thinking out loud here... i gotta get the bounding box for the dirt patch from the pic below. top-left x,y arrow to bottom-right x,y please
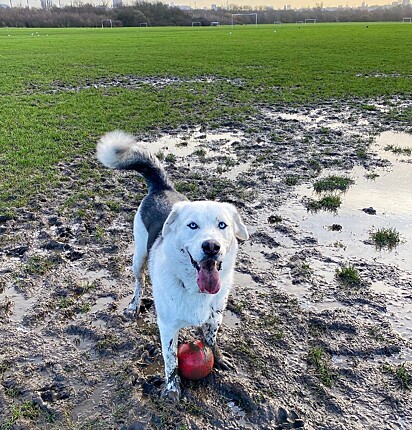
1,96 -> 411,429
26,75 -> 244,95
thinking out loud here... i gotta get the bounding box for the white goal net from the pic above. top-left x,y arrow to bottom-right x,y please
304,19 -> 316,25
231,13 -> 258,29
101,19 -> 112,28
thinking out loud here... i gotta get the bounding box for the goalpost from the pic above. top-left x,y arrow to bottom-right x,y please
210,21 -> 220,26
139,22 -> 148,27
192,21 -> 201,27
101,19 -> 112,28
231,13 -> 258,29
304,18 -> 316,25
402,17 -> 411,23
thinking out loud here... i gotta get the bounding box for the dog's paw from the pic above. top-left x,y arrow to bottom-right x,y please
160,374 -> 181,403
212,346 -> 236,372
161,387 -> 180,403
123,305 -> 140,319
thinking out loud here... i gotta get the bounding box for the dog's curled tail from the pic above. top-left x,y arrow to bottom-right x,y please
97,130 -> 173,194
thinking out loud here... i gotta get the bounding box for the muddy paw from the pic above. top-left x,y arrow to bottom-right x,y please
277,407 -> 304,429
160,373 -> 181,403
212,346 -> 236,371
123,305 -> 140,319
161,386 -> 180,403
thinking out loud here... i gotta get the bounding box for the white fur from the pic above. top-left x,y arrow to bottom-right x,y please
96,130 -> 164,175
96,130 -> 138,169
132,200 -> 248,399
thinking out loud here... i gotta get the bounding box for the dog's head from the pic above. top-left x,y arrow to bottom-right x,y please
162,201 -> 248,295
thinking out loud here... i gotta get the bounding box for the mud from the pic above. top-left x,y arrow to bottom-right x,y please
1,95 -> 411,429
26,75 -> 244,95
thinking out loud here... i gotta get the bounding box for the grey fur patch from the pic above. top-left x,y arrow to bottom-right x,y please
141,189 -> 188,251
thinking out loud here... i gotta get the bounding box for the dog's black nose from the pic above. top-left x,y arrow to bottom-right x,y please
202,240 -> 221,257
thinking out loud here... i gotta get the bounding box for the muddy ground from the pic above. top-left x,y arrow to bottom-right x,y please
1,96 -> 411,430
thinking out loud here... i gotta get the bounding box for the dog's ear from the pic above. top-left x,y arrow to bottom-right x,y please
224,203 -> 249,241
162,202 -> 186,237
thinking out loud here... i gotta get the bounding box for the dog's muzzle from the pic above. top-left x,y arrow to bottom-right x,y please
188,251 -> 222,295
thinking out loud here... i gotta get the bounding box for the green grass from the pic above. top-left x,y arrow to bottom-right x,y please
383,362 -> 411,389
1,402 -> 41,430
336,265 -> 362,287
384,144 -> 412,156
306,195 -> 342,212
313,175 -> 354,193
0,23 -> 412,210
370,227 -> 401,250
307,346 -> 336,388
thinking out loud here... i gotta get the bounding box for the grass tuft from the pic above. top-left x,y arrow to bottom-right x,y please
336,265 -> 362,288
306,195 -> 341,212
307,346 -> 336,388
313,175 -> 354,193
370,227 -> 401,250
383,362 -> 411,390
384,144 -> 412,156
1,402 -> 40,430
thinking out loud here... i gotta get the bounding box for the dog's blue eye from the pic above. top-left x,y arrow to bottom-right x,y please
218,221 -> 227,230
188,222 -> 198,230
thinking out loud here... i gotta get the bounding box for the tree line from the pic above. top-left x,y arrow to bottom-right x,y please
0,2 -> 411,28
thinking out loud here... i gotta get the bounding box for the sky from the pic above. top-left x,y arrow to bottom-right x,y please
9,0 -> 399,11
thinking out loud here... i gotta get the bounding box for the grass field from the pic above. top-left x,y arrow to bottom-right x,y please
0,23 -> 411,211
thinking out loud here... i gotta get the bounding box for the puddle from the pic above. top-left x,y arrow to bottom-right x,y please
224,309 -> 241,328
0,286 -> 36,323
277,271 -> 343,312
91,318 -> 107,329
142,361 -> 163,377
117,128 -> 255,183
67,334 -> 96,352
280,131 -> 412,271
233,271 -> 260,293
241,242 -> 276,271
71,382 -> 113,422
221,161 -> 252,180
277,130 -> 412,340
117,293 -> 133,313
77,268 -> 117,289
372,281 -> 412,339
267,108 -> 363,131
89,296 -> 114,313
145,128 -> 245,161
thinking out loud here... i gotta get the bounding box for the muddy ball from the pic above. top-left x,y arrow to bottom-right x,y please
177,340 -> 214,380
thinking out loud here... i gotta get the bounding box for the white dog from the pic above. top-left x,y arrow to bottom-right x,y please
97,131 -> 248,400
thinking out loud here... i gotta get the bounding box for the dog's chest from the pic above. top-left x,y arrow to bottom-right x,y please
172,291 -> 219,327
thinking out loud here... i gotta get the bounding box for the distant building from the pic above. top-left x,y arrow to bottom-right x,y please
113,0 -> 122,8
40,0 -> 52,9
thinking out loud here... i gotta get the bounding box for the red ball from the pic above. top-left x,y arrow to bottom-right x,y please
177,340 -> 214,380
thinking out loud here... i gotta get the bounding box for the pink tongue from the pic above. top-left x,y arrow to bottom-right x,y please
197,260 -> 221,294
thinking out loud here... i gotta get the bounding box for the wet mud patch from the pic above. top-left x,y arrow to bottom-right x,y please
1,96 -> 412,429
26,75 -> 244,95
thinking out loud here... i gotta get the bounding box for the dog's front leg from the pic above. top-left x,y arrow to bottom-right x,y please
202,308 -> 235,371
158,321 -> 180,402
